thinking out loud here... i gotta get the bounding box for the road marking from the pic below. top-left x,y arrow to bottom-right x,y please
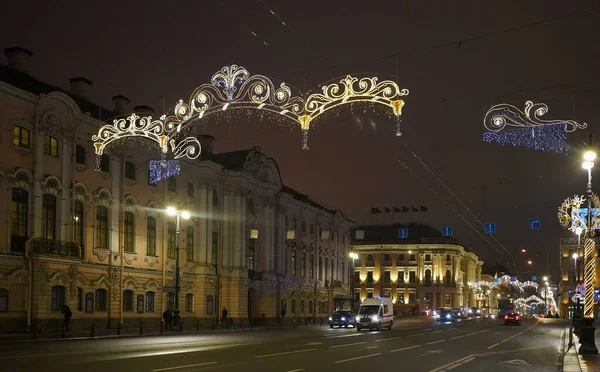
327,333 -> 362,339
501,359 -> 532,366
365,346 -> 378,349
450,335 -> 464,340
425,328 -> 432,331
285,370 -> 304,372
430,330 -> 442,334
420,350 -> 442,356
390,345 -> 421,353
255,348 -> 317,358
334,353 -> 381,364
446,357 -> 475,370
426,339 -> 446,345
478,329 -> 488,333
466,332 -> 477,336
151,362 -> 218,371
428,355 -> 477,372
330,341 -> 367,349
407,332 -> 424,337
445,328 -> 456,331
375,336 -> 403,342
487,342 -> 500,350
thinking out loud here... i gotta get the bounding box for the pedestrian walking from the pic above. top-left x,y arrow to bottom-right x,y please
62,305 -> 72,332
163,309 -> 173,331
221,306 -> 228,326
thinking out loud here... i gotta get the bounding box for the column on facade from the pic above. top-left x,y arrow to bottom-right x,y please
198,185 -> 208,265
276,210 -> 285,275
232,192 -> 242,268
240,194 -> 246,269
32,132 -> 44,237
60,139 -> 73,241
109,157 -> 120,256
223,190 -> 234,269
261,200 -> 271,272
207,187 -> 214,265
454,255 -> 461,285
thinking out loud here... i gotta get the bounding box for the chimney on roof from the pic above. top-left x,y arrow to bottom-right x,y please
253,146 -> 262,153
4,46 -> 33,74
112,95 -> 131,115
134,105 -> 155,116
197,135 -> 214,156
69,77 -> 93,98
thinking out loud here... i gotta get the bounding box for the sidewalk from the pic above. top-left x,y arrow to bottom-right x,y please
560,325 -> 600,371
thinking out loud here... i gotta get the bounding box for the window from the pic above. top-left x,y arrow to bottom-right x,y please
353,271 -> 360,284
123,290 -> 134,311
309,254 -> 314,278
41,194 -> 56,240
446,254 -> 451,262
383,254 -> 391,264
397,254 -> 404,263
398,270 -> 404,283
425,254 -> 431,261
50,285 -> 65,311
167,222 -> 176,259
367,271 -> 374,285
100,154 -> 110,172
187,182 -> 194,198
384,270 -> 391,284
319,257 -> 323,280
367,291 -> 373,299
206,295 -> 214,314
185,294 -> 193,312
409,254 -> 416,261
166,292 -> 175,309
13,126 -> 30,148
397,292 -> 404,304
77,287 -> 83,311
300,300 -> 305,313
310,223 -> 314,235
291,217 -> 297,230
211,231 -> 218,266
85,293 -> 94,313
398,228 -> 408,239
0,289 -> 8,312
291,250 -> 296,276
145,292 -> 155,312
409,271 -> 416,283
146,217 -> 156,255
74,201 -> 84,250
75,144 -> 86,165
212,190 -> 219,207
167,177 -> 177,193
186,226 -> 194,261
291,299 -> 296,314
124,212 -> 135,252
445,269 -> 452,284
137,295 -> 144,313
409,292 -> 416,304
247,238 -> 256,270
301,253 -> 306,277
125,161 -> 136,180
95,289 -> 107,311
11,188 -> 28,253
424,269 -> 432,286
43,136 -> 58,157
95,206 -> 108,248
366,254 -> 373,265
301,221 -> 306,233
444,293 -> 451,306
309,300 -> 313,314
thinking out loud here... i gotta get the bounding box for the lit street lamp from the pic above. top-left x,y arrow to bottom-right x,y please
349,252 -> 358,310
166,206 -> 191,327
527,260 -> 533,265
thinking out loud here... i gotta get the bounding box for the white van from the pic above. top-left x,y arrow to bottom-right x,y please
355,297 -> 394,331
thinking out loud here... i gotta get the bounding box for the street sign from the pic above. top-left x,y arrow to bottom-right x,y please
529,218 -> 541,229
398,228 -> 408,239
442,226 -> 453,236
485,222 -> 496,233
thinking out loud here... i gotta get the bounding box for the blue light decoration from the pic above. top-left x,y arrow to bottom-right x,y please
482,125 -> 569,154
397,228 -> 408,239
149,159 -> 181,185
442,226 -> 453,237
529,218 -> 541,230
532,276 -> 538,282
485,222 -> 496,233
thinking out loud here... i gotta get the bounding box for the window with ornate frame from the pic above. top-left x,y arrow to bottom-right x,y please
123,290 -> 134,311
95,289 -> 107,311
11,188 -> 28,253
185,294 -> 193,312
41,194 -> 56,240
13,126 -> 30,148
145,292 -> 155,312
74,200 -> 84,250
186,226 -> 194,261
123,211 -> 135,252
206,295 -> 214,315
146,217 -> 156,256
50,285 -> 65,311
95,206 -> 108,249
43,135 -> 59,157
167,222 -> 176,259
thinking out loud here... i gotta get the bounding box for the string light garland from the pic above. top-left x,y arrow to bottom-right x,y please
483,100 -> 587,132
557,194 -> 600,233
482,125 -> 570,154
148,160 -> 181,185
92,64 -> 409,160
474,275 -> 539,291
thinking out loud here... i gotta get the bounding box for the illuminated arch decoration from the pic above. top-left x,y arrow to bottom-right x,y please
92,64 -> 409,162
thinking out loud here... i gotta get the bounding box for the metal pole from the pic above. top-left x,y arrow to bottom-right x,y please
174,214 -> 181,327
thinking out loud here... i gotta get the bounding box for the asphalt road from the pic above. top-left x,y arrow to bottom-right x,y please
0,317 -> 565,372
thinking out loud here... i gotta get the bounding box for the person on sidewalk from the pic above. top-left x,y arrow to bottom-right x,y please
221,306 -> 228,327
163,309 -> 173,331
62,305 -> 72,332
280,308 -> 286,325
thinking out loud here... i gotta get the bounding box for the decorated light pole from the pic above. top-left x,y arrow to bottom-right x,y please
166,206 -> 190,328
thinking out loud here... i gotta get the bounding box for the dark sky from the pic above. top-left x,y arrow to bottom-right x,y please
2,0 -> 599,280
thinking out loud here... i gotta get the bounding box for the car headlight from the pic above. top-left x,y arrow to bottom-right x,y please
356,316 -> 360,322
446,314 -> 451,319
436,314 -> 440,318
491,315 -> 495,319
371,315 -> 379,321
341,317 -> 346,321
468,309 -> 473,314
477,309 -> 481,314
433,311 -> 437,316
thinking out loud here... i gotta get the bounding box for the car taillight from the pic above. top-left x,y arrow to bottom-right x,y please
515,316 -> 520,320
504,315 -> 508,320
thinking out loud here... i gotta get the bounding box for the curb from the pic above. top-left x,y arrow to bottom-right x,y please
562,326 -> 586,372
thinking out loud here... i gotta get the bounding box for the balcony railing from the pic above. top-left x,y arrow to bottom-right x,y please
30,238 -> 82,259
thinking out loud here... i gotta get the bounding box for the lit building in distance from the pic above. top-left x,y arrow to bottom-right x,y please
0,47 -> 353,333
350,224 -> 483,315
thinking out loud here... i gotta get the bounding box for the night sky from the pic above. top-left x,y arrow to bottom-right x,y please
2,0 -> 599,280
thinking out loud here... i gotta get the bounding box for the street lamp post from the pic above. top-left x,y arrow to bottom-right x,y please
349,252 -> 358,311
579,151 -> 598,354
166,206 -> 191,328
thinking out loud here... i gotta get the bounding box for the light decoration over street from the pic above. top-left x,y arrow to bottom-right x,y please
482,124 -> 570,154
473,275 -> 538,291
92,64 -> 409,163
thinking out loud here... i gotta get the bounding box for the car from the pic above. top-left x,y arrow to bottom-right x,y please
436,309 -> 455,322
469,307 -> 482,317
504,312 -> 522,326
356,297 -> 394,331
452,309 -> 464,318
329,310 -> 356,328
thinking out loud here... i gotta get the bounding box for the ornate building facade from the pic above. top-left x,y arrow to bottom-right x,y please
350,224 -> 483,315
0,47 -> 353,333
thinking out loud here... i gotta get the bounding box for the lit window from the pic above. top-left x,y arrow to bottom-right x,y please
13,127 -> 30,148
43,136 -> 59,157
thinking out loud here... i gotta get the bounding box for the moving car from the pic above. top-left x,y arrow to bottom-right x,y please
356,297 -> 394,331
436,309 -> 455,322
329,310 -> 356,328
504,312 -> 522,326
452,309 -> 464,318
469,307 -> 482,317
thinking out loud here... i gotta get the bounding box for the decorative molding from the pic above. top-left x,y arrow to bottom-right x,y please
94,248 -> 110,262
124,252 -> 137,265
145,255 -> 159,268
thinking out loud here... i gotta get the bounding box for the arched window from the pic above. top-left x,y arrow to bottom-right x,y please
85,293 -> 94,313
137,295 -> 144,313
95,206 -> 108,248
123,290 -> 134,311
95,289 -> 107,311
146,217 -> 156,256
74,200 -> 84,250
50,285 -> 65,311
291,299 -> 296,314
41,194 -> 57,240
186,226 -> 194,261
167,222 -> 176,259
206,295 -> 214,315
43,135 -> 59,157
11,188 -> 28,253
124,212 -> 135,252
0,289 -> 8,312
445,269 -> 452,284
185,294 -> 193,312
212,190 -> 219,207
281,299 -> 287,314
309,300 -> 313,314
77,287 -> 83,311
13,126 -> 30,148
424,269 -> 432,286
145,292 -> 155,312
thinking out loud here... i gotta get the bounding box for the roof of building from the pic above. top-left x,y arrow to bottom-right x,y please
351,223 -> 461,246
0,64 -> 117,122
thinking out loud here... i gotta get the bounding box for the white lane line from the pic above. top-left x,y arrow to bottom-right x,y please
330,342 -> 367,349
376,336 -> 403,342
327,333 -> 362,339
151,362 -> 218,371
255,348 -> 317,359
426,339 -> 446,345
425,328 -> 432,331
487,342 -> 500,350
478,329 -> 488,333
446,357 -> 475,370
466,332 -> 477,336
407,332 -> 424,337
450,335 -> 464,340
390,345 -> 421,353
334,353 -> 381,364
428,355 -> 477,372
430,330 -> 442,334
445,328 -> 456,331
285,370 -> 305,372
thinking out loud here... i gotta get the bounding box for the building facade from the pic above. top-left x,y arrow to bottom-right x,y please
0,47 -> 353,333
350,224 -> 483,315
